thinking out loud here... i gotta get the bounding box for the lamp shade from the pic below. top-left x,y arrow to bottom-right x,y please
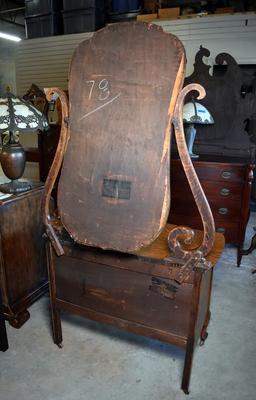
0,91 -> 49,133
183,100 -> 214,125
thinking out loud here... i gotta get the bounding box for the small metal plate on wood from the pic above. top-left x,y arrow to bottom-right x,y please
102,178 -> 131,200
220,188 -> 230,196
149,276 -> 178,300
218,207 -> 228,215
221,171 -> 232,180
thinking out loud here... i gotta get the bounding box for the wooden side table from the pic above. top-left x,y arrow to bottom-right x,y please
0,185 -> 48,328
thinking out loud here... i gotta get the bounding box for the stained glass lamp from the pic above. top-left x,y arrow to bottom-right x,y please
183,99 -> 214,159
0,91 -> 49,194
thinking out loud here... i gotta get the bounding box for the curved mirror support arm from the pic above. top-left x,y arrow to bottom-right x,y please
167,83 -> 215,283
41,88 -> 69,256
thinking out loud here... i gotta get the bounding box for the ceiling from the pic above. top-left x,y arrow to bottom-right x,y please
0,0 -> 26,38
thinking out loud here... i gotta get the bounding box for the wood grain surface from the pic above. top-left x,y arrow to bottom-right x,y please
57,22 -> 185,252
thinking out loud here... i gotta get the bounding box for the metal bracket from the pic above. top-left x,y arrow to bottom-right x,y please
149,277 -> 178,300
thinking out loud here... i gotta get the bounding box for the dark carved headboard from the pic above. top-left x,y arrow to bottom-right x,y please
183,46 -> 256,160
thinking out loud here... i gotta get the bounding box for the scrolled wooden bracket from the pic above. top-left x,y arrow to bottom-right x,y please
41,87 -> 69,257
167,226 -> 212,284
167,83 -> 215,283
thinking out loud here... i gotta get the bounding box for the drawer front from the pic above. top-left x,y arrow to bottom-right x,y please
55,256 -> 192,338
171,180 -> 242,203
170,196 -> 241,221
168,214 -> 239,244
171,161 -> 245,183
214,220 -> 240,243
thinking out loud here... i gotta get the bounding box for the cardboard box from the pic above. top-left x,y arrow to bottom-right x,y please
137,13 -> 158,21
158,7 -> 180,19
215,7 -> 234,14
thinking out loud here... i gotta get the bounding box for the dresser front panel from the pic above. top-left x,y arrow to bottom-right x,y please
55,255 -> 193,338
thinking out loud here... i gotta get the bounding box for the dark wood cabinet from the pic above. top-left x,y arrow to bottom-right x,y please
168,156 -> 254,266
0,186 -> 48,328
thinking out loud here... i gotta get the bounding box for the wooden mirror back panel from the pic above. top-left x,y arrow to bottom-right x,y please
57,22 -> 185,252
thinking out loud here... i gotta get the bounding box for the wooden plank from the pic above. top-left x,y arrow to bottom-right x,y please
56,299 -> 187,348
58,22 -> 185,252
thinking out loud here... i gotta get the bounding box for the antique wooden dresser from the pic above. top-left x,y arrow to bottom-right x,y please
169,155 -> 254,266
42,22 -> 224,394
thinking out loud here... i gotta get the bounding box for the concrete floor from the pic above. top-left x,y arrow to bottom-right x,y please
1,213 -> 256,400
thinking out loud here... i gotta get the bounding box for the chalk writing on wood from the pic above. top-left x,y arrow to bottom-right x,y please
80,78 -> 121,120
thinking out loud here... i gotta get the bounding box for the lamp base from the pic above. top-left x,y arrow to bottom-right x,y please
185,125 -> 199,159
0,180 -> 32,194
189,153 -> 199,159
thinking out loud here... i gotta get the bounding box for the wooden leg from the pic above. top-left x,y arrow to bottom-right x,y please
0,293 -> 8,352
199,310 -> 210,346
0,321 -> 8,351
182,336 -> 196,395
200,268 -> 213,346
237,247 -> 242,268
181,271 -> 202,394
242,233 -> 256,256
8,309 -> 30,328
46,240 -> 63,347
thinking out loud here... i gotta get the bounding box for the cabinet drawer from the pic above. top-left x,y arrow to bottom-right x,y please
168,214 -> 239,244
171,161 -> 245,183
55,256 -> 192,338
171,180 -> 242,203
215,220 -> 240,243
170,196 -> 241,221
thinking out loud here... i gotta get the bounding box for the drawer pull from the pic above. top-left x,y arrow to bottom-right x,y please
216,227 -> 226,234
221,171 -> 232,180
220,188 -> 230,196
218,207 -> 228,215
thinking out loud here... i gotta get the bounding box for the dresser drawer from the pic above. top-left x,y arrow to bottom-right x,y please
171,180 -> 242,203
170,196 -> 241,222
169,158 -> 253,255
171,161 -> 245,183
214,220 -> 240,243
55,256 -> 193,338
168,214 -> 239,244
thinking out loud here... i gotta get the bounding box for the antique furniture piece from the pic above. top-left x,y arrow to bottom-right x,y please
0,185 -> 48,328
0,289 -> 8,351
169,46 -> 255,266
42,22 -> 224,394
183,99 -> 214,159
183,46 -> 256,158
169,155 -> 254,267
0,91 -> 48,194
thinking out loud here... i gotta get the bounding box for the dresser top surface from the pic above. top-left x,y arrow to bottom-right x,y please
171,154 -> 252,166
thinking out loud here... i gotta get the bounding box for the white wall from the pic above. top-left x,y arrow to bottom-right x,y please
156,13 -> 256,74
5,13 -> 256,180
15,13 -> 256,94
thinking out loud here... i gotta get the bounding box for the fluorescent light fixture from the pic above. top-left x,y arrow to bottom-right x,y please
0,32 -> 21,42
